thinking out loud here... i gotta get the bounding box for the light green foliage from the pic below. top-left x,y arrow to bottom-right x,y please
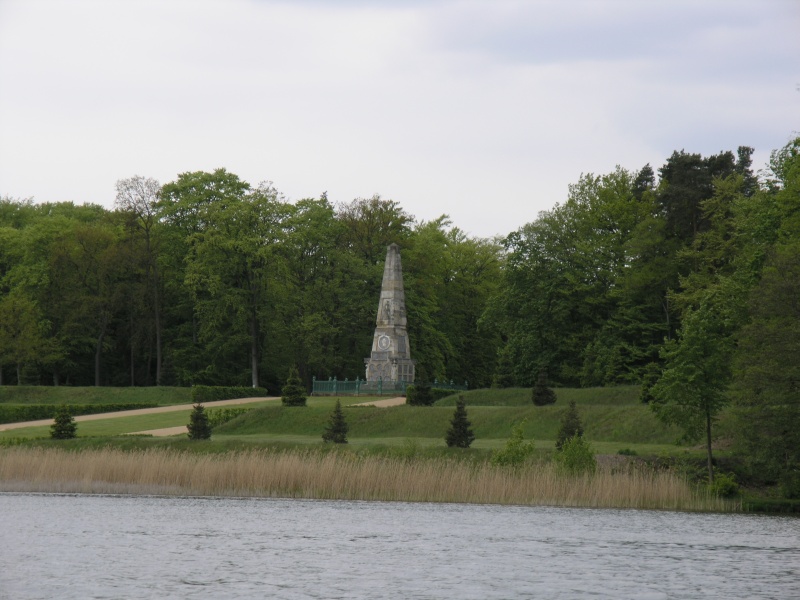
708,472 -> 739,498
491,420 -> 535,468
206,407 -> 251,429
651,290 -> 742,483
50,405 -> 77,439
554,435 -> 596,475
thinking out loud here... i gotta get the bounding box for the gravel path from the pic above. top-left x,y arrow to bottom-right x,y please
0,396 -> 278,433
1,395 -> 406,437
349,396 -> 407,407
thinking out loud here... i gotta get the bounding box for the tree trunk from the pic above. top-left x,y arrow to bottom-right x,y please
705,407 -> 714,484
0,366 -> 3,385
16,363 -> 22,385
130,311 -> 136,387
250,314 -> 259,389
95,328 -> 106,387
152,258 -> 162,386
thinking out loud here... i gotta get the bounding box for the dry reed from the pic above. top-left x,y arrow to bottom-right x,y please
0,447 -> 738,512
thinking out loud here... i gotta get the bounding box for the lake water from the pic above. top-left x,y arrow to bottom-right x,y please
0,494 -> 797,599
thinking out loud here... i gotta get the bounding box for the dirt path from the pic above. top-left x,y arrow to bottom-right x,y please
0,396 -> 279,433
349,396 -> 406,407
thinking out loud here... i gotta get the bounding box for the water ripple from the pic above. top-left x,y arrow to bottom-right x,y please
0,494 -> 798,599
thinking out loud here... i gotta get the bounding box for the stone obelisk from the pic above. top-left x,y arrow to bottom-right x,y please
364,243 -> 415,384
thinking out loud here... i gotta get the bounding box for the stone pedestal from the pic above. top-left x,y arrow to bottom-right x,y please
364,243 -> 415,384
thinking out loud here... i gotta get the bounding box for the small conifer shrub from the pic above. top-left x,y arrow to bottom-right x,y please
445,396 -> 475,448
281,366 -> 307,407
50,405 -> 77,439
491,420 -> 535,468
555,400 -> 584,450
187,403 -> 212,440
322,399 -> 349,444
554,435 -> 596,475
531,369 -> 556,405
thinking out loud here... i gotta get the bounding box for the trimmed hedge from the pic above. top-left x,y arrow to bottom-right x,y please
405,386 -> 454,406
0,403 -> 158,424
190,386 -> 270,403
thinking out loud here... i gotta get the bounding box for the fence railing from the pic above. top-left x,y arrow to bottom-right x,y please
311,377 -> 468,396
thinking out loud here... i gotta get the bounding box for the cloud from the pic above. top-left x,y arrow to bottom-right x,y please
0,0 -> 797,238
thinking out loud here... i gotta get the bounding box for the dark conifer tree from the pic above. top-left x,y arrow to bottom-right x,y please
446,396 -> 475,448
532,370 -> 556,405
281,366 -> 307,406
492,346 -> 515,388
322,399 -> 349,444
187,403 -> 212,440
50,405 -> 77,439
555,399 -> 584,450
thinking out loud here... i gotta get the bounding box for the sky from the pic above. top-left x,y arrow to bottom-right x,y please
1,0 -> 798,239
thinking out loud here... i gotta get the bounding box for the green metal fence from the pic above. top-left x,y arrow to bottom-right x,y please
311,377 -> 468,396
311,377 -> 407,396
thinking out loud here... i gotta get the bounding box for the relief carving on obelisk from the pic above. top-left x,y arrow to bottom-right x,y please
364,243 -> 415,384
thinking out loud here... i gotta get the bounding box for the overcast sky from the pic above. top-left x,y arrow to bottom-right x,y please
1,0 -> 798,238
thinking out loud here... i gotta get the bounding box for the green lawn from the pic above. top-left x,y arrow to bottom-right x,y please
0,385 -> 699,459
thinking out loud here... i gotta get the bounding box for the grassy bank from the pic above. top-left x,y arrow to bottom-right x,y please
0,446 -> 736,512
0,386 -> 192,405
216,401 -> 681,446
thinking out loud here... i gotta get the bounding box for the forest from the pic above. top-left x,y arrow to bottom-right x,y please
1,135 -> 798,489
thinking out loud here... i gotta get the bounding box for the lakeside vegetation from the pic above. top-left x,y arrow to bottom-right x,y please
0,385 -> 756,510
0,446 -> 737,512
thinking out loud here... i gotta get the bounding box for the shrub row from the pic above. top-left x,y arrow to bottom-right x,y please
0,403 -> 158,424
405,386 -> 455,406
206,407 -> 252,429
190,386 -> 270,403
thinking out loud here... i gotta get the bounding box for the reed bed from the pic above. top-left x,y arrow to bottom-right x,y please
0,447 -> 737,512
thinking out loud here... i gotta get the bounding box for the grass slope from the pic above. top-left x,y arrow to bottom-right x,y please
211,385 -> 681,451
0,386 -> 685,456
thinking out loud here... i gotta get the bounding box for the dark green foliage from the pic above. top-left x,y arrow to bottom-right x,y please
191,386 -> 270,403
281,366 -> 307,407
322,399 -> 348,444
50,405 -> 77,439
732,243 -> 800,493
555,400 -> 584,450
0,403 -> 158,425
639,362 -> 660,403
187,403 -> 212,440
491,346 -> 515,388
406,369 -> 433,406
445,396 -> 475,448
406,386 -> 452,405
531,370 -> 556,406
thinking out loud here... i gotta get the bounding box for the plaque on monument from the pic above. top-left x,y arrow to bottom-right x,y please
364,243 -> 416,384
